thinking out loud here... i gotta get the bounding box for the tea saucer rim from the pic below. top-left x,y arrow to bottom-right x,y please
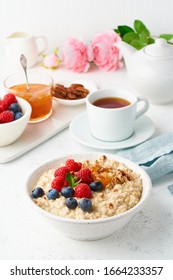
69,112 -> 155,150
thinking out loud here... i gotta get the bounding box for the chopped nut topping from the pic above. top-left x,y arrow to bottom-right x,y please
52,83 -> 90,100
84,155 -> 136,189
108,203 -> 114,209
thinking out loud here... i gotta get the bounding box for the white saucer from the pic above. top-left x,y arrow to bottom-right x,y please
69,112 -> 155,150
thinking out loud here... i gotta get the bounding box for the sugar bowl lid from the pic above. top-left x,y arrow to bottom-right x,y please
144,38 -> 173,58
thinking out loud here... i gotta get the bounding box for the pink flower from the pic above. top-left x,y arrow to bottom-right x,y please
89,30 -> 122,71
62,37 -> 91,73
42,49 -> 60,69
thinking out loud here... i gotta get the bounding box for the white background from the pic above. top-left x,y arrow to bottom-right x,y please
0,0 -> 172,51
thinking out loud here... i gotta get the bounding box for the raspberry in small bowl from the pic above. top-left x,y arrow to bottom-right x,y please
0,93 -> 32,147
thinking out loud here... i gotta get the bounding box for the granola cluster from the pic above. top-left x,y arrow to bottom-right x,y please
82,155 -> 135,189
53,83 -> 90,100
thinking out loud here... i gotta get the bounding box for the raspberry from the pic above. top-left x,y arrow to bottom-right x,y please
76,168 -> 92,184
0,102 -> 4,113
51,176 -> 66,192
65,159 -> 82,172
54,166 -> 70,178
74,183 -> 91,198
3,93 -> 17,106
0,100 -> 9,112
0,111 -> 14,123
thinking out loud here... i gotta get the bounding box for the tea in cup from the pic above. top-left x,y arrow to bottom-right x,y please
4,72 -> 53,123
86,88 -> 149,142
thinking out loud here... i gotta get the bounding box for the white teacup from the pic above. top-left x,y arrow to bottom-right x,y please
86,88 -> 149,142
3,32 -> 48,70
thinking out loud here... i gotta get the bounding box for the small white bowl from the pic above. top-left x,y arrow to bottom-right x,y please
53,79 -> 97,106
26,152 -> 152,241
0,97 -> 32,147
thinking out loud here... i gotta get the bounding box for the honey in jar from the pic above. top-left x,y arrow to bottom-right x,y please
4,72 -> 53,123
10,83 -> 52,123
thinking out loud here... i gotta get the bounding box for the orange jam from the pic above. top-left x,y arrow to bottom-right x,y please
10,83 -> 52,122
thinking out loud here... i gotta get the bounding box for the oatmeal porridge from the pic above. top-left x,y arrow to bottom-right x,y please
32,155 -> 143,220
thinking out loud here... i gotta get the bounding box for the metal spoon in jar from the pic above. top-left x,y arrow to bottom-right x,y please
20,54 -> 29,90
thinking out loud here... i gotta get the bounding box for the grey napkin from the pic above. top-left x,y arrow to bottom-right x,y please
117,133 -> 173,182
168,184 -> 173,195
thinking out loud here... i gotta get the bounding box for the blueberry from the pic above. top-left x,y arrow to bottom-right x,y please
32,187 -> 44,199
9,103 -> 22,113
15,112 -> 23,120
61,186 -> 74,198
79,198 -> 92,212
9,110 -> 15,118
46,189 -> 59,200
66,197 -> 78,209
89,181 -> 103,192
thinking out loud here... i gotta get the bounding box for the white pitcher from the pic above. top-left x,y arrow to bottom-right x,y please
3,32 -> 48,70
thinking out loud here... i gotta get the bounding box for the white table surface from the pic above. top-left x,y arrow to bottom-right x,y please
0,65 -> 173,260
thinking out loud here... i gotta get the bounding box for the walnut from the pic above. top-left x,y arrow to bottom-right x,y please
121,170 -> 133,181
108,203 -> 114,209
52,83 -> 90,100
67,92 -> 77,99
53,84 -> 68,99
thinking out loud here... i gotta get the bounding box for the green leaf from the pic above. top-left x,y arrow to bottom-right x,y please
130,39 -> 146,50
65,173 -> 81,188
148,37 -> 155,44
116,25 -> 134,37
123,32 -> 139,43
134,20 -> 150,36
140,31 -> 149,44
73,179 -> 81,187
159,34 -> 173,41
114,28 -> 120,34
66,173 -> 73,187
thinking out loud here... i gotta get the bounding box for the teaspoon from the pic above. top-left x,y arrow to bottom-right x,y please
20,54 -> 30,90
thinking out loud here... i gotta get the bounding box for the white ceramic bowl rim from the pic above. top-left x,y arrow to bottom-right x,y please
53,96 -> 86,105
26,152 -> 152,225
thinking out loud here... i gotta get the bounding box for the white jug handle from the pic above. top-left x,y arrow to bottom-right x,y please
136,96 -> 149,119
35,36 -> 48,55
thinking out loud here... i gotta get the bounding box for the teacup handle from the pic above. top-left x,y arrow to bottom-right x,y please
136,96 -> 149,119
35,36 -> 48,55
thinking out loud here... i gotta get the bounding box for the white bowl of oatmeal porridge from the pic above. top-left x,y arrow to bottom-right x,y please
26,152 -> 152,241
